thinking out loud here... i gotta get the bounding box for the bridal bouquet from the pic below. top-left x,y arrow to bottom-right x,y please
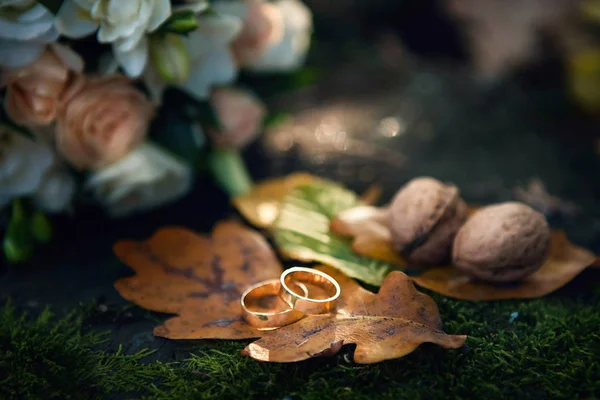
0,0 -> 313,263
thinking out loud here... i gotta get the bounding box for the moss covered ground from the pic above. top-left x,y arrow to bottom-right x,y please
2,272 -> 599,400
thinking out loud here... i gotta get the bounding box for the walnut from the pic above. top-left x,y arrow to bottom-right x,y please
390,177 -> 469,265
452,202 -> 551,282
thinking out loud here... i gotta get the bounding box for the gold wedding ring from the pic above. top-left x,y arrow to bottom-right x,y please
241,279 -> 307,331
279,267 -> 341,314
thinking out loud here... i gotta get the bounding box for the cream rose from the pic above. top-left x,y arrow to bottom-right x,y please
3,47 -> 77,127
0,0 -> 59,69
85,142 -> 193,218
208,87 -> 266,149
55,74 -> 154,169
243,0 -> 313,72
56,0 -> 172,77
214,0 -> 285,66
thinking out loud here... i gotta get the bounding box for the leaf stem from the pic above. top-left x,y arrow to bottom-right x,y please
207,148 -> 253,197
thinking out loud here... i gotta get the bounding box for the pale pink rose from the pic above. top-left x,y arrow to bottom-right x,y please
55,74 -> 154,169
3,50 -> 72,127
231,0 -> 285,66
208,87 -> 266,149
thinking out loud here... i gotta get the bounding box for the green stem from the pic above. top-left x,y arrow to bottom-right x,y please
3,199 -> 34,263
207,148 -> 253,197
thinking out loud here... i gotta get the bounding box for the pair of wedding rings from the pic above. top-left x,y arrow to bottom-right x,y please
240,267 -> 341,330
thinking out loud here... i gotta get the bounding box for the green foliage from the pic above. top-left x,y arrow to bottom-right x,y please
208,148 -> 254,196
1,284 -> 600,400
0,301 -> 159,400
238,67 -> 321,99
157,10 -> 199,35
30,210 -> 53,244
3,200 -> 54,264
148,89 -> 209,169
3,200 -> 34,263
273,181 -> 401,286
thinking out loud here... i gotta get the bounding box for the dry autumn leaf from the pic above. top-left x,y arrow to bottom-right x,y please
113,220 -> 283,339
232,173 -> 317,229
113,221 -> 465,363
331,206 -> 597,300
412,231 -> 596,300
243,265 -> 467,363
232,173 -> 382,229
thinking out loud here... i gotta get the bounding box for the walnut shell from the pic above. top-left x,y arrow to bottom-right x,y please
452,202 -> 551,282
390,177 -> 469,265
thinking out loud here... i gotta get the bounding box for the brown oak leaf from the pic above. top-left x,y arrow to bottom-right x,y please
331,206 -> 597,300
412,231 -> 597,301
113,221 -> 465,363
242,265 -> 467,363
113,220 -> 282,339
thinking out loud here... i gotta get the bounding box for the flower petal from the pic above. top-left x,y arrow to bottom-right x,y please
34,164 -> 76,213
0,126 -> 55,198
35,25 -> 60,43
16,3 -> 50,22
147,0 -> 171,32
2,0 -> 35,7
184,13 -> 242,60
211,0 -> 248,19
55,0 -> 99,38
0,39 -> 44,68
113,23 -> 146,52
74,0 -> 97,10
246,0 -> 312,72
85,142 -> 193,218
248,28 -> 310,71
180,48 -> 238,100
279,0 -> 312,32
113,36 -> 148,77
142,65 -> 168,105
50,42 -> 85,72
0,14 -> 53,41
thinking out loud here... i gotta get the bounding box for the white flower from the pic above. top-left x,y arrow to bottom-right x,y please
143,12 -> 242,102
0,124 -> 54,207
243,0 -> 313,72
0,0 -> 60,68
85,142 -> 193,218
55,0 -> 172,77
212,0 -> 285,66
33,161 -> 76,213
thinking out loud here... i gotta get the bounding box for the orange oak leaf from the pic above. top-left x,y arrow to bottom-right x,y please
331,206 -> 597,300
113,220 -> 283,339
232,173 -> 318,229
113,221 -> 465,363
242,265 -> 467,363
412,231 -> 597,300
233,173 -> 382,230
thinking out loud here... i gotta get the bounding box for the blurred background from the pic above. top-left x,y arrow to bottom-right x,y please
3,0 -> 600,291
248,0 -> 600,246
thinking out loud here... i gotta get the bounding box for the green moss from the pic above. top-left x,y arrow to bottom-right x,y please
2,285 -> 600,400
